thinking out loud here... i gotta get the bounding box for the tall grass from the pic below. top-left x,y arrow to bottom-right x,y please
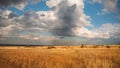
0,45 -> 120,68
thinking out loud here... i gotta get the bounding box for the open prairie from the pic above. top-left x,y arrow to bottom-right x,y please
0,45 -> 120,68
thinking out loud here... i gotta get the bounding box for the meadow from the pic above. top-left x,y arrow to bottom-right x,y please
0,45 -> 120,68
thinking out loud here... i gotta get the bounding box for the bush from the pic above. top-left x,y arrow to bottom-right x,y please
106,46 -> 111,48
93,45 -> 99,48
81,44 -> 84,48
47,46 -> 56,49
101,45 -> 104,47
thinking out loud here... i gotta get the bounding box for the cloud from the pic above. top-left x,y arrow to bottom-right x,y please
0,0 -> 120,45
19,35 -> 59,41
0,9 -> 56,38
47,0 -> 92,36
46,0 -> 61,8
72,23 -> 120,39
0,0 -> 26,6
0,10 -> 59,45
0,10 -> 11,19
0,0 -> 92,38
0,0 -> 47,10
8,12 -> 18,18
0,25 -> 15,37
46,0 -> 120,40
0,0 -> 27,10
104,0 -> 118,12
95,23 -> 120,38
88,0 -> 120,16
100,0 -> 118,15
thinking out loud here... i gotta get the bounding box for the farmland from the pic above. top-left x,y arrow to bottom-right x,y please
0,45 -> 120,68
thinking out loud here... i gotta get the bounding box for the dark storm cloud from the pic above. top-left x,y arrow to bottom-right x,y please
52,1 -> 82,36
0,0 -> 49,7
8,12 -> 18,18
0,0 -> 27,7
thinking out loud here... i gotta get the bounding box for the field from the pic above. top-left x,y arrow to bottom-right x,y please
0,45 -> 120,68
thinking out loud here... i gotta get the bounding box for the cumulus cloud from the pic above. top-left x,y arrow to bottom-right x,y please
47,0 -> 92,36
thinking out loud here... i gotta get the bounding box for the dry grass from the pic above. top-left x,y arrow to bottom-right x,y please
0,45 -> 120,68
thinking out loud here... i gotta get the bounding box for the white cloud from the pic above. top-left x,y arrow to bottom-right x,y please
89,0 -> 119,15
74,23 -> 120,39
46,0 -> 61,8
15,2 -> 27,10
95,23 -> 120,38
0,24 -> 15,36
97,9 -> 109,15
0,10 -> 11,19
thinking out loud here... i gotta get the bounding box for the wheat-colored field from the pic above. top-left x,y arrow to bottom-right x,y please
0,45 -> 120,68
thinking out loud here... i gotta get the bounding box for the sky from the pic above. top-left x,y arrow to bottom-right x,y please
0,0 -> 120,45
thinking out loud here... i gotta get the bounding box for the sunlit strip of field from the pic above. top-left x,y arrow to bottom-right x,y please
0,45 -> 120,68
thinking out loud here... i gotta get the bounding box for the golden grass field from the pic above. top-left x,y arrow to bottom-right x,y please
0,45 -> 120,68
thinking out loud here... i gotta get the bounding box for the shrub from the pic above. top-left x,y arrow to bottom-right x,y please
101,44 -> 104,47
93,45 -> 99,48
47,46 -> 56,49
119,46 -> 120,48
81,44 -> 84,48
106,46 -> 111,48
